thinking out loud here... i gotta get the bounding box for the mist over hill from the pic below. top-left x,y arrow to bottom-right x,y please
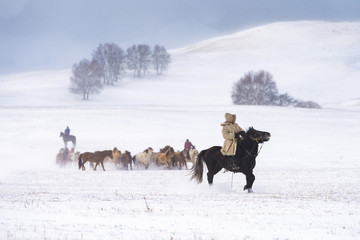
0,21 -> 359,109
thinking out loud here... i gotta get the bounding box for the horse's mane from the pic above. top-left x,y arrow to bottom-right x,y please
165,147 -> 174,156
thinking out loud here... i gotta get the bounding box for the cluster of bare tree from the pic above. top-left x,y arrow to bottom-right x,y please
69,43 -> 171,100
232,70 -> 321,108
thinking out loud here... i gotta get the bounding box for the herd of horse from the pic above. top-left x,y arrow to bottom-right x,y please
76,145 -> 199,171
59,127 -> 271,192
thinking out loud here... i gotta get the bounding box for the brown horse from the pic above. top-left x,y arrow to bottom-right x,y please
156,147 -> 175,169
172,150 -> 188,170
119,151 -> 133,170
78,150 -> 113,171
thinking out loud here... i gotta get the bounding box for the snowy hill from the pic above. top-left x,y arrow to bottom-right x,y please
0,21 -> 359,109
173,21 -> 360,109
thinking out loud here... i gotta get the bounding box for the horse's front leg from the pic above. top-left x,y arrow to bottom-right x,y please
243,172 -> 255,193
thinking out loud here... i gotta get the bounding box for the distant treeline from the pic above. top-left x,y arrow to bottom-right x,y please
69,43 -> 171,100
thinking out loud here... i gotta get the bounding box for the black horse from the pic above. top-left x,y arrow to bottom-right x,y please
190,127 -> 271,192
60,132 -> 76,148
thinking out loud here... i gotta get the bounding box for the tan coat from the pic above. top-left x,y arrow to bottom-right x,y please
220,113 -> 244,156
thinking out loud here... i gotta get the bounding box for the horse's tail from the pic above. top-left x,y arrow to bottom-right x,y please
78,154 -> 82,169
132,156 -> 136,164
190,150 -> 205,184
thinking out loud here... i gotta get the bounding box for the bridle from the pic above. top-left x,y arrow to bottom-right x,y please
244,136 -> 264,157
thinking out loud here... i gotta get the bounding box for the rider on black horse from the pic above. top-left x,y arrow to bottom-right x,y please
220,113 -> 246,170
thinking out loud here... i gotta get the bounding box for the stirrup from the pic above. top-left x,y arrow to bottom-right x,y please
232,165 -> 240,170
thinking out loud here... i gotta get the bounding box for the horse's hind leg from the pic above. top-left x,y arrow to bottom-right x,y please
81,160 -> 86,170
100,161 -> 106,171
207,172 -> 214,185
207,165 -> 222,185
94,162 -> 99,171
244,172 -> 255,192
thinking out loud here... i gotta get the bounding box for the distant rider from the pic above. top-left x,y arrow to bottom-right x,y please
64,126 -> 70,136
184,139 -> 193,159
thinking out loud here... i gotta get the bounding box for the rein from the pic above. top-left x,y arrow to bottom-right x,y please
244,137 -> 264,157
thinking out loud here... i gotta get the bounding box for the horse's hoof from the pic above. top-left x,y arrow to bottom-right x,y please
247,188 -> 254,193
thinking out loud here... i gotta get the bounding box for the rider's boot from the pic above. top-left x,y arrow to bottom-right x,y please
226,156 -> 240,170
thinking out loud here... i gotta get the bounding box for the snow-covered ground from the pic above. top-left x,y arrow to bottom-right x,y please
0,21 -> 360,239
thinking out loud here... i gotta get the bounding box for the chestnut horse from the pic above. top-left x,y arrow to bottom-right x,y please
190,127 -> 270,192
172,150 -> 188,169
78,150 -> 113,171
156,147 -> 175,169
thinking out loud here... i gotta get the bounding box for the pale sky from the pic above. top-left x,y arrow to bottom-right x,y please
0,0 -> 359,74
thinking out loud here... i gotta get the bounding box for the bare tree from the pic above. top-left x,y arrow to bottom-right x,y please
138,44 -> 152,77
126,45 -> 139,77
152,45 -> 171,75
69,59 -> 103,100
125,44 -> 152,77
232,70 -> 278,105
92,43 -> 125,85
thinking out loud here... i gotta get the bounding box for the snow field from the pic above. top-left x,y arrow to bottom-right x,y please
1,167 -> 359,240
0,105 -> 359,239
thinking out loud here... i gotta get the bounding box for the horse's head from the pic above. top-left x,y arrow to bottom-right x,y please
246,127 -> 271,143
144,147 -> 153,154
167,147 -> 175,157
121,151 -> 131,161
125,151 -> 132,158
107,150 -> 114,158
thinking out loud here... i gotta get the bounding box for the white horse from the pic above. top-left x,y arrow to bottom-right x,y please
133,147 -> 153,169
189,146 -> 199,164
